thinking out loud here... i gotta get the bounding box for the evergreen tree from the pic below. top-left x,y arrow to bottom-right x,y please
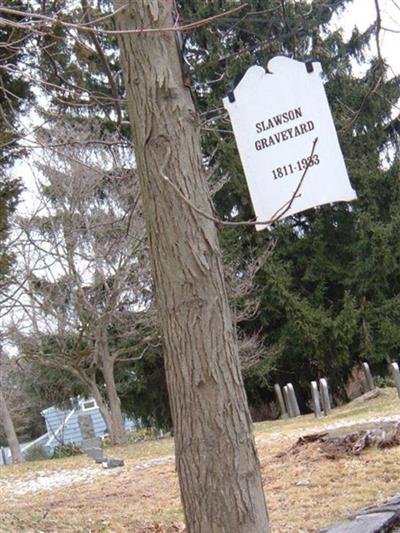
179,0 -> 400,408
0,0 -> 30,461
3,0 -> 400,419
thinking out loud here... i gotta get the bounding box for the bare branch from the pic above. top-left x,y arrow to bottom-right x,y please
0,4 -> 248,36
162,137 -> 319,227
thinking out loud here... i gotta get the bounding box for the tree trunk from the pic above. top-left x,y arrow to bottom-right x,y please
81,328 -> 128,446
0,387 -> 24,464
86,374 -> 126,445
114,2 -> 270,532
101,350 -> 127,445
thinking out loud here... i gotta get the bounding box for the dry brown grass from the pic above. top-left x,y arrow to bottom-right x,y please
0,388 -> 399,532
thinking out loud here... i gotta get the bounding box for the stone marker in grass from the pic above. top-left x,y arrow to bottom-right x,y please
283,385 -> 293,418
287,383 -> 301,417
78,414 -> 95,440
319,492 -> 400,532
102,458 -> 124,469
362,362 -> 374,391
319,378 -> 331,416
78,415 -> 105,463
81,436 -> 103,462
311,381 -> 322,418
390,362 -> 400,399
274,384 -> 289,419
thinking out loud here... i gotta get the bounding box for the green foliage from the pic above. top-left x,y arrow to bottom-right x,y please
115,344 -> 172,431
25,445 -> 48,462
373,375 -> 393,389
178,0 -> 400,410
0,0 -> 32,167
51,443 -> 83,459
127,427 -> 161,443
0,177 -> 22,287
20,358 -> 87,412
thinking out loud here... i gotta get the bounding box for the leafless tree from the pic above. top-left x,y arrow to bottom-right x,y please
10,121 -> 155,445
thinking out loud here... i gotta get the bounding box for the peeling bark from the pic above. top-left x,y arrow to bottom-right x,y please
113,2 -> 270,531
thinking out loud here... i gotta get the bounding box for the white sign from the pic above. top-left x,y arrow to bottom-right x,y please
223,57 -> 357,230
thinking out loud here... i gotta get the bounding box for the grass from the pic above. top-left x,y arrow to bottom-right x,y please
0,388 -> 399,532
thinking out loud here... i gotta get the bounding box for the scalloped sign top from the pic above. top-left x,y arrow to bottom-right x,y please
223,57 -> 357,230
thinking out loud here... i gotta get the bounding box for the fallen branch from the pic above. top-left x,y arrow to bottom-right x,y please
285,421 -> 400,460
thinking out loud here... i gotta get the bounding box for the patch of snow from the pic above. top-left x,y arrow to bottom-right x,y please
0,466 -> 120,499
0,455 -> 176,499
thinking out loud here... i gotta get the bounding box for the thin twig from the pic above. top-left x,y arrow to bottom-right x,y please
162,138 -> 319,228
270,137 -> 319,221
381,25 -> 400,33
80,0 -> 122,127
0,4 -> 248,36
374,0 -> 384,63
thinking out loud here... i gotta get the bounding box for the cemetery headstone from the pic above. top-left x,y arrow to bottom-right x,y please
311,381 -> 322,418
390,362 -> 400,399
274,384 -> 289,419
102,457 -> 124,469
283,385 -> 294,418
319,378 -> 331,416
0,447 -> 7,466
81,436 -> 103,462
78,414 -> 103,462
78,414 -> 95,439
362,362 -> 374,391
287,383 -> 301,417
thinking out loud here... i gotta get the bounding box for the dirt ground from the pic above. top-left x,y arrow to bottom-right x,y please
1,389 -> 399,532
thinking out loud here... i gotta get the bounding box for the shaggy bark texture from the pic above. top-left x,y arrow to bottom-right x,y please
113,2 -> 270,531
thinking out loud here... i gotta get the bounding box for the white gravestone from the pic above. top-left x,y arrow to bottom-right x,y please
311,381 -> 322,419
223,57 -> 357,229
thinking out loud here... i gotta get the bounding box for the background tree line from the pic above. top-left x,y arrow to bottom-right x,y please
0,0 -> 399,447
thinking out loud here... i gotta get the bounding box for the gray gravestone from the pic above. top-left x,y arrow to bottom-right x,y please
283,385 -> 294,418
319,492 -> 400,532
311,381 -> 322,418
362,362 -> 374,391
102,457 -> 124,469
287,383 -> 301,417
81,436 -> 103,462
78,414 -> 95,439
319,378 -> 331,416
0,447 -> 6,465
274,384 -> 289,419
79,415 -> 103,462
390,362 -> 400,398
319,512 -> 397,533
